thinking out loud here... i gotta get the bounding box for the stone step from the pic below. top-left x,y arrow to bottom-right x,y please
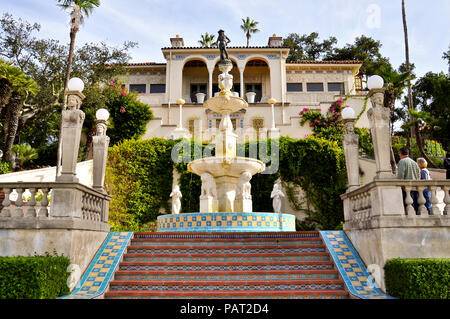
107,279 -> 346,292
126,245 -> 327,255
122,251 -> 330,263
118,260 -> 335,272
104,289 -> 349,299
130,236 -> 323,247
113,269 -> 340,281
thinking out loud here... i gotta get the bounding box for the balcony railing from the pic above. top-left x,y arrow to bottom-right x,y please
0,182 -> 111,223
341,180 -> 450,225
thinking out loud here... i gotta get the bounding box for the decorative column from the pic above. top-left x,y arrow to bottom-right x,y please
342,107 -> 360,191
268,98 -> 280,139
56,82 -> 85,183
208,68 -> 213,99
367,75 -> 395,180
239,69 -> 244,99
92,108 -> 110,194
52,78 -> 85,219
171,98 -> 189,139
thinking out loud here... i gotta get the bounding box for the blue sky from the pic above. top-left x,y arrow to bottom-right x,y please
1,0 -> 449,78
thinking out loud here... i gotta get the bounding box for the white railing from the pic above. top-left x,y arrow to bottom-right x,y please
342,180 -> 450,224
0,182 -> 110,223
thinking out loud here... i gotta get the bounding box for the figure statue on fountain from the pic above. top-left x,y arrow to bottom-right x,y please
217,29 -> 231,61
236,172 -> 252,200
170,185 -> 182,215
271,183 -> 285,214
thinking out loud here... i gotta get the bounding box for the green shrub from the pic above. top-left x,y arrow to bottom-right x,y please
106,136 -> 347,230
106,138 -> 175,229
103,83 -> 153,145
0,254 -> 71,299
384,258 -> 450,299
0,161 -> 12,174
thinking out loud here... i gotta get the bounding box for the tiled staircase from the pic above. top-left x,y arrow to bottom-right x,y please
104,231 -> 349,299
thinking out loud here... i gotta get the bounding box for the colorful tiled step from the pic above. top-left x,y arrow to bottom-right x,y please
126,245 -> 326,255
103,231 -> 350,299
104,290 -> 349,299
113,269 -> 340,281
122,252 -> 330,263
130,237 -> 323,247
108,279 -> 346,291
118,261 -> 335,272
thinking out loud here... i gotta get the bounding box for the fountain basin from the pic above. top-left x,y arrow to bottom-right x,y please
203,95 -> 247,115
188,156 -> 265,177
157,212 -> 296,232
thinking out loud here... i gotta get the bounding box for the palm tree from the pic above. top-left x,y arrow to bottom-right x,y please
57,0 -> 100,96
198,32 -> 216,48
56,0 -> 100,176
11,144 -> 38,168
0,61 -> 38,163
377,64 -> 413,174
401,0 -> 434,166
240,17 -> 260,47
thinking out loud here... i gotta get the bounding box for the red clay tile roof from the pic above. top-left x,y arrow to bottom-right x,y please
161,46 -> 290,50
125,62 -> 166,66
287,60 -> 363,65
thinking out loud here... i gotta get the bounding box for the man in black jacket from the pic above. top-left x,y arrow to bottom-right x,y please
444,151 -> 450,180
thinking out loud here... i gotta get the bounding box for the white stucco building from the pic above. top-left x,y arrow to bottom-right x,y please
120,34 -> 369,141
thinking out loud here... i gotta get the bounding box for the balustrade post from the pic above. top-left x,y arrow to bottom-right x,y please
1,188 -> 11,217
26,188 -> 37,218
417,186 -> 427,217
429,186 -> 440,216
13,188 -> 24,218
444,186 -> 449,216
404,186 -> 415,217
39,188 -> 49,217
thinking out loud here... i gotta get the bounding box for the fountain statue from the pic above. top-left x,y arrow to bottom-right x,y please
157,30 -> 295,232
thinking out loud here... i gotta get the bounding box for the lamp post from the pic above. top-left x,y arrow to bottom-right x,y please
56,77 -> 85,183
367,75 -> 394,180
171,98 -> 189,139
268,98 -> 276,129
342,106 -> 360,192
92,108 -> 110,194
177,98 -> 185,129
268,98 -> 280,139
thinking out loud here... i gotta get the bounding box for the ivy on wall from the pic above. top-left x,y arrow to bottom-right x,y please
105,138 -> 175,230
105,136 -> 347,231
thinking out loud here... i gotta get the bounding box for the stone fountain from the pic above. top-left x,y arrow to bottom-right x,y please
157,31 -> 295,232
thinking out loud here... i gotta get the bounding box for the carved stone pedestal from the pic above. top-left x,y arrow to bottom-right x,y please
234,199 -> 252,213
200,196 -> 218,213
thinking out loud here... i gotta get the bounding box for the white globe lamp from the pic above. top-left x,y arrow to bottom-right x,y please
68,77 -> 85,92
367,75 -> 384,90
95,108 -> 110,121
342,106 -> 356,120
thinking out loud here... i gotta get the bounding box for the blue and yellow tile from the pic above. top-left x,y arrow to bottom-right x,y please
59,232 -> 133,299
319,231 -> 394,299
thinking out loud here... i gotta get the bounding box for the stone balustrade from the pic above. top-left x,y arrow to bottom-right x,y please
341,179 -> 450,230
0,182 -> 111,225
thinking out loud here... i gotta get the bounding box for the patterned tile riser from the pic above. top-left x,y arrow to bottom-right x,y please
109,283 -> 345,292
119,264 -> 334,271
126,247 -> 326,254
133,232 -> 319,240
114,273 -> 339,281
122,255 -> 330,263
130,240 -> 324,247
105,295 -> 348,300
